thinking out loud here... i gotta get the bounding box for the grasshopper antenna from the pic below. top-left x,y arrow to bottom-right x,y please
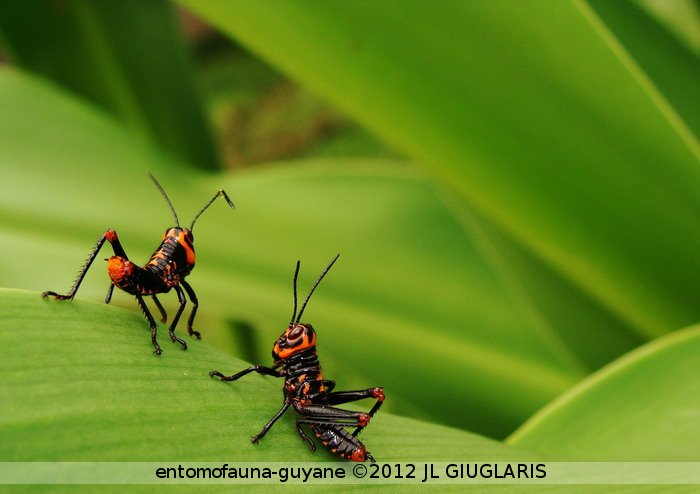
296,254 -> 340,324
148,173 -> 179,227
289,261 -> 301,327
190,189 -> 235,231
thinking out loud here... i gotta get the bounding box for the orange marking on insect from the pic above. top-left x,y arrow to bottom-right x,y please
147,251 -> 168,266
107,256 -> 134,283
371,388 -> 385,402
350,448 -> 366,462
357,413 -> 370,427
295,397 -> 311,406
177,230 -> 196,265
306,332 -> 316,348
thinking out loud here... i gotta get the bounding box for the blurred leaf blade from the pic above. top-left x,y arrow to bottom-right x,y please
588,0 -> 700,136
635,0 -> 700,56
178,0 -> 700,341
0,0 -> 219,169
441,191 -> 644,372
507,325 -> 700,460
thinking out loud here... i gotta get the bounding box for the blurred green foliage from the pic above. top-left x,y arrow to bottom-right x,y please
0,0 -> 219,169
1,1 -> 699,487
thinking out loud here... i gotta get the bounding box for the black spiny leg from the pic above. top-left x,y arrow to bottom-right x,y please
295,420 -> 317,451
321,380 -> 336,394
104,283 -> 115,304
168,285 -> 187,349
295,417 -> 361,429
209,364 -> 286,442
354,397 -> 384,437
323,388 -> 382,406
296,404 -> 370,428
135,293 -> 162,355
209,365 -> 282,381
181,280 -> 201,339
151,295 -> 168,323
43,230 -> 124,300
251,399 -> 291,444
321,387 -> 385,436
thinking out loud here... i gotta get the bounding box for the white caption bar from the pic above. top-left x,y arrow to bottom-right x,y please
1,462 -> 699,484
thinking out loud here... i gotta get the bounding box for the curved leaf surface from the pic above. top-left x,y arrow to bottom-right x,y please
508,326 -> 700,460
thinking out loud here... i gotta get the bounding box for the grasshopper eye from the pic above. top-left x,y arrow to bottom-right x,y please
288,325 -> 304,340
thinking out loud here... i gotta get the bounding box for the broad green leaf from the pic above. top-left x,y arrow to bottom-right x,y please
0,0 -> 219,169
5,289 -> 691,493
0,67 -> 642,437
0,288 -> 533,494
508,325 -> 700,460
0,288 -> 531,463
178,0 -> 700,341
